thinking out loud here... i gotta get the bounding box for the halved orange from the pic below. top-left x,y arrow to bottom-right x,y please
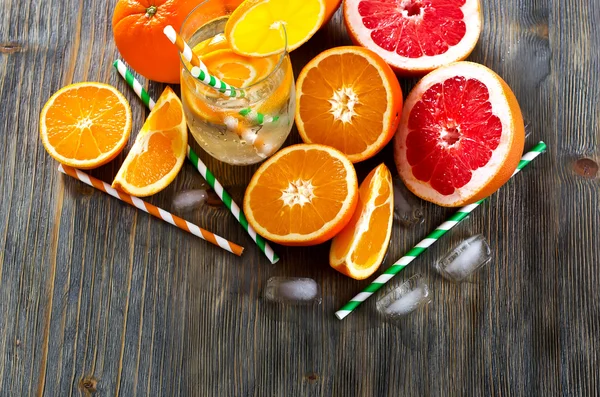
394,62 -> 525,207
330,163 -> 394,280
243,144 -> 358,246
112,87 -> 187,197
39,82 -> 132,169
295,46 -> 403,163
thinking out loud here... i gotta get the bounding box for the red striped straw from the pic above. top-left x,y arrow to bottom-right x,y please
58,165 -> 244,256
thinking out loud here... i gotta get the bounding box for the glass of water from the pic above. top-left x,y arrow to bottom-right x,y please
179,1 -> 295,165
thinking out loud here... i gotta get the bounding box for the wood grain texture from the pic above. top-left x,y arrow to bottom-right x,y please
1,0 -> 599,396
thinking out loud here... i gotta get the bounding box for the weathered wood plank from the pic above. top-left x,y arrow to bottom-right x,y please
1,0 -> 600,395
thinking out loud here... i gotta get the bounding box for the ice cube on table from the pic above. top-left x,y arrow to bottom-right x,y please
172,189 -> 208,213
392,176 -> 424,227
435,234 -> 492,282
263,277 -> 321,305
377,274 -> 430,318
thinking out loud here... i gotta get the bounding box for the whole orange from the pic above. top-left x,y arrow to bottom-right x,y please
112,0 -> 218,84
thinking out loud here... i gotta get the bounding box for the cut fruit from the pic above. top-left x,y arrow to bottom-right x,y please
192,33 -> 231,58
254,56 -> 294,114
330,163 -> 394,280
225,0 -> 326,57
180,83 -> 224,125
344,0 -> 482,75
243,144 -> 358,246
394,61 -> 525,207
180,42 -> 287,125
39,82 -> 132,169
295,46 -> 403,163
323,0 -> 343,25
112,87 -> 188,197
224,0 -> 245,11
201,49 -> 279,87
193,34 -> 282,89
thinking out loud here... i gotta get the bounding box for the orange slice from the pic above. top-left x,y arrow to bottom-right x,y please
394,62 -> 525,207
225,0 -> 326,57
180,81 -> 224,125
193,33 -> 230,58
295,46 -> 403,163
180,35 -> 232,125
112,87 -> 187,197
39,82 -> 132,169
201,49 -> 278,87
243,144 -> 358,246
223,0 -> 245,11
254,56 -> 294,115
330,164 -> 394,280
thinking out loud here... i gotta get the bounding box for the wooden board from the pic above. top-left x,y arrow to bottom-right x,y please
1,0 -> 599,395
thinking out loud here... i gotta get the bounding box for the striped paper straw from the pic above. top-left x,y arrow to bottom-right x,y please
58,164 -> 244,256
161,28 -> 277,125
113,60 -> 280,264
239,108 -> 279,124
163,25 -> 243,98
335,141 -> 548,320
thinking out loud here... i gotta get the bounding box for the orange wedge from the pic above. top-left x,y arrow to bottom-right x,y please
243,144 -> 358,246
295,46 -> 403,163
112,87 -> 187,197
39,82 -> 132,169
192,33 -> 230,58
225,0 -> 326,57
330,164 -> 394,279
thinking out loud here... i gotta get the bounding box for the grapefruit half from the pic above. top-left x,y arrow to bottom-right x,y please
394,62 -> 525,207
344,0 -> 482,75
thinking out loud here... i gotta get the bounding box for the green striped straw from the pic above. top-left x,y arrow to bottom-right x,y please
335,141 -> 547,320
239,108 -> 279,124
163,25 -> 243,98
113,60 -> 280,264
163,25 -> 278,125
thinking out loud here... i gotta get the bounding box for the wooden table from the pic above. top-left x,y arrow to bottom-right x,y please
1,1 -> 599,395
